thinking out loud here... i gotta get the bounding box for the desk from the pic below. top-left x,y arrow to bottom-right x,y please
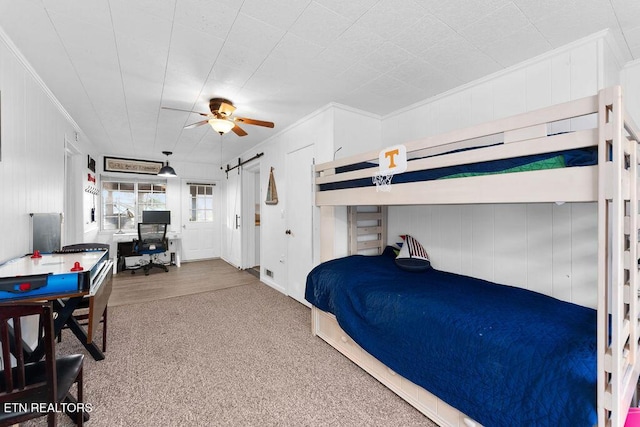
0,250 -> 113,361
111,232 -> 182,273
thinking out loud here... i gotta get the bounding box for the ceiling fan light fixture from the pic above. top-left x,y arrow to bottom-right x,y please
158,151 -> 177,177
208,118 -> 235,135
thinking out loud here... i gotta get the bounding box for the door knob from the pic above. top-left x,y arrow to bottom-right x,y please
285,229 -> 291,235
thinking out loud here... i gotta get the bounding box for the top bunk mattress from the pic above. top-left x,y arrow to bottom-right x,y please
318,145 -> 597,191
305,247 -> 597,426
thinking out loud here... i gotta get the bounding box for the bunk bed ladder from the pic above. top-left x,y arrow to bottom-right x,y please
598,85 -> 640,427
347,206 -> 388,255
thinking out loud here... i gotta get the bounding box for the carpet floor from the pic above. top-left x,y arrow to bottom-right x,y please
24,270 -> 437,426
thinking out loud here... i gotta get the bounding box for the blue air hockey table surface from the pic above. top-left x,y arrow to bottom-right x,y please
0,250 -> 110,301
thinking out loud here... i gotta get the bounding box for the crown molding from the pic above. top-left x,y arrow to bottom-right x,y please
0,25 -> 85,138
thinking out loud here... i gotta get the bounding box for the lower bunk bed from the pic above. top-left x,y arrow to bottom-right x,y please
305,247 -> 597,426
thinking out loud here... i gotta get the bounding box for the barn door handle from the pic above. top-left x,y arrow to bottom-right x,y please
285,229 -> 291,235
235,215 -> 240,229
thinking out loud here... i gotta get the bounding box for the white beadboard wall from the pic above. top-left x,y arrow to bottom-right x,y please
382,32 -> 619,145
384,32 -> 623,308
331,106 -> 383,259
388,203 -> 597,307
621,59 -> 640,124
261,106 -> 334,293
226,102 -> 380,295
0,38 -> 87,263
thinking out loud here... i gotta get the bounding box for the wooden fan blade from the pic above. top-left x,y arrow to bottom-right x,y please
184,120 -> 209,129
234,116 -> 275,128
162,106 -> 209,117
232,124 -> 248,136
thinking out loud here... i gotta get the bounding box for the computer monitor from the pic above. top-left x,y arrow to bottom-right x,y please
142,210 -> 171,224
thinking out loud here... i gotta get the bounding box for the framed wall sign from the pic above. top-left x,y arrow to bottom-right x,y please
87,155 -> 96,172
103,156 -> 164,175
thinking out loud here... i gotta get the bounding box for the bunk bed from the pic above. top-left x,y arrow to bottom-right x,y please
308,86 -> 640,427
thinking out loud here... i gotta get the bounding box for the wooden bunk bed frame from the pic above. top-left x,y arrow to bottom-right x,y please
312,86 -> 640,427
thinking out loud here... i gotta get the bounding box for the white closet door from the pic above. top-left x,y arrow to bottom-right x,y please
286,144 -> 314,305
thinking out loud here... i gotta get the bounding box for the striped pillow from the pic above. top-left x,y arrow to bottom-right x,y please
395,235 -> 431,272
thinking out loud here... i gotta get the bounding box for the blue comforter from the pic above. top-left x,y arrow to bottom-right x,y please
305,247 -> 597,426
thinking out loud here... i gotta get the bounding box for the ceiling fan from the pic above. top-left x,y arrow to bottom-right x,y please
162,98 -> 274,136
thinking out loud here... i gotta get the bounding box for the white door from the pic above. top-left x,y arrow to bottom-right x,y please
286,144 -> 314,305
223,169 -> 242,268
181,180 -> 220,261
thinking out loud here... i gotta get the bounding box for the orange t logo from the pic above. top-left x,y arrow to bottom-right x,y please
385,149 -> 399,169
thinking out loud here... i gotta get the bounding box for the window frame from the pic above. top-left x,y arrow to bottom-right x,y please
188,183 -> 215,223
101,177 -> 167,232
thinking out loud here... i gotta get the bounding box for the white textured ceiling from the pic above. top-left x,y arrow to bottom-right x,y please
0,0 -> 638,166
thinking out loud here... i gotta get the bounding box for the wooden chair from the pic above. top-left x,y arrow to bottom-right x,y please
0,302 -> 85,426
58,243 -> 109,352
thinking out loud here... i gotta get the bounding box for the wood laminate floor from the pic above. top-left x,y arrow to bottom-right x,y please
109,259 -> 259,306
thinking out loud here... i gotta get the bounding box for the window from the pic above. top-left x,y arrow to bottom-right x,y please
102,180 -> 166,231
189,184 -> 214,222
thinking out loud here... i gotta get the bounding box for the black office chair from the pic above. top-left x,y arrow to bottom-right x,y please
0,302 -> 85,426
58,243 -> 109,352
134,223 -> 169,276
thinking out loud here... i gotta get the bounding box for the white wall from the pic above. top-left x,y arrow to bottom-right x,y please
330,106 -> 382,259
621,59 -> 640,124
333,106 -> 381,159
388,203 -> 597,307
0,33 -> 97,263
384,32 -> 623,308
382,32 -> 622,146
155,159 -> 225,238
224,103 -> 381,294
230,106 -> 334,293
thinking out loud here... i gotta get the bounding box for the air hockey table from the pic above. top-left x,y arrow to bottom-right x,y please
0,249 -> 113,361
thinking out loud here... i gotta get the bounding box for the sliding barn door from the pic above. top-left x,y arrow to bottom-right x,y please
223,169 -> 242,268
